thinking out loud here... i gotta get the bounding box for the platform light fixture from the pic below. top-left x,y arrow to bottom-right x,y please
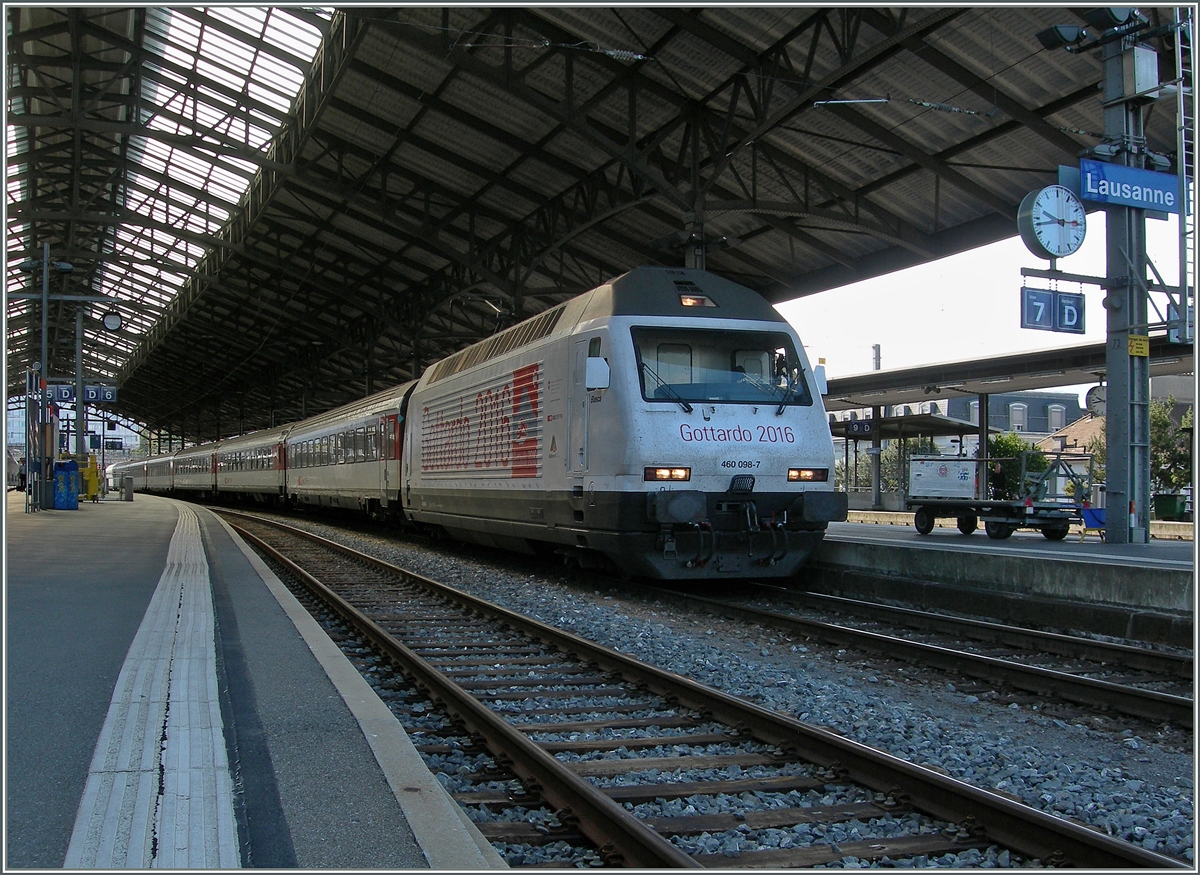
1036,8 -> 1151,54
1035,24 -> 1088,51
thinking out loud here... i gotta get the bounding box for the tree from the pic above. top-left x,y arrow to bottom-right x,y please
1149,396 -> 1193,492
987,432 -> 1047,499
1084,432 -> 1106,485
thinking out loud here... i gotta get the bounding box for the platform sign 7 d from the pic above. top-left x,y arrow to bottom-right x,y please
1021,287 -> 1085,334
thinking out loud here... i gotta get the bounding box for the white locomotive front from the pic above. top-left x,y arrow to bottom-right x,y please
403,266 -> 846,579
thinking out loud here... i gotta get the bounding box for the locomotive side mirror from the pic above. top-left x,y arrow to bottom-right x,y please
813,363 -> 828,395
585,356 -> 610,390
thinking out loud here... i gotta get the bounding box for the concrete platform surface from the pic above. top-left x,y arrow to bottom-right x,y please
815,518 -> 1194,618
5,490 -> 505,869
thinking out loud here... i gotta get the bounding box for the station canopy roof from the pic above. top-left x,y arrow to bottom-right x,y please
5,6 -> 1191,440
823,331 -> 1195,413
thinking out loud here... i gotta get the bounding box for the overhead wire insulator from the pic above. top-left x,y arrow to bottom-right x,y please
604,49 -> 648,62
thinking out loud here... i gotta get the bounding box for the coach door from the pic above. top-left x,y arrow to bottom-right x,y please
378,415 -> 390,509
567,339 -> 590,475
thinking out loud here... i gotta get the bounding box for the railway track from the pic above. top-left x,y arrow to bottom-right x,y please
220,511 -> 1184,869
652,585 -> 1194,729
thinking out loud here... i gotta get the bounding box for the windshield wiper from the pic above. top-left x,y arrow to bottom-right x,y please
775,370 -> 805,415
775,382 -> 794,415
641,363 -> 693,413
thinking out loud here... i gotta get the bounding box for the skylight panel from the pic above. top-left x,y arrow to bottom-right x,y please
216,5 -> 268,35
8,6 -> 331,396
262,13 -> 321,51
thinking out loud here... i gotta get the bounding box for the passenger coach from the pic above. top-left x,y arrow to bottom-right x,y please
285,381 -> 415,518
216,427 -> 288,505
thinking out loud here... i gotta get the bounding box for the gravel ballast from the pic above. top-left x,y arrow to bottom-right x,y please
247,513 -> 1194,864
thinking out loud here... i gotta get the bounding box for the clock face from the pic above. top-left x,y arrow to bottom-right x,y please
1017,185 -> 1087,259
1086,385 -> 1106,417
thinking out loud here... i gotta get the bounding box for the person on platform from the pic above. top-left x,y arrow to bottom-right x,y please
989,462 -> 1008,500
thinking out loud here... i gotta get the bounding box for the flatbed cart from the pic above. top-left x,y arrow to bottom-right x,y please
905,451 -> 1095,540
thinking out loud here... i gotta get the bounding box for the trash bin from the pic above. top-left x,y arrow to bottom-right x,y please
122,474 -> 134,502
1153,492 -> 1187,521
53,460 -> 80,510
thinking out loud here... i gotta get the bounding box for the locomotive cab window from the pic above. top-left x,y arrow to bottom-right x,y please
632,327 -> 813,407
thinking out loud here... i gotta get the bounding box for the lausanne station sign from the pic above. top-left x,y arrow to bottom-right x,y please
1079,158 -> 1181,214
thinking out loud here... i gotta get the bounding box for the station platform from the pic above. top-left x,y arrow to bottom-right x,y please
811,515 -> 1195,647
4,490 -> 506,870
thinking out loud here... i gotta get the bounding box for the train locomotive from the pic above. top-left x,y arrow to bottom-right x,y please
112,267 -> 847,579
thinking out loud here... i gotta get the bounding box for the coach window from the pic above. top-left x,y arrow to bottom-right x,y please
366,425 -> 378,461
356,427 -> 366,462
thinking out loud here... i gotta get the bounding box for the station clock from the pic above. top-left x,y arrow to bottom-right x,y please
1017,184 -> 1087,260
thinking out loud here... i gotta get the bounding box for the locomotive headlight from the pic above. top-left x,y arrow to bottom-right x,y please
788,468 -> 828,482
645,466 -> 691,482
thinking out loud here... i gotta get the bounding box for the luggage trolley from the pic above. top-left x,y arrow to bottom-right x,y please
905,451 -> 1095,540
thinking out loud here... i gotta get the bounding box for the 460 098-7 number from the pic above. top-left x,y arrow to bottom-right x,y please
721,460 -> 761,469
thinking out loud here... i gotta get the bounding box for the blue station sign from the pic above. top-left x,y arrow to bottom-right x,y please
1079,158 -> 1181,214
1021,288 -> 1085,335
43,384 -> 117,403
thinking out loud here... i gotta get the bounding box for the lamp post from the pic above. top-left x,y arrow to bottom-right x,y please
1034,9 -> 1184,544
17,243 -> 76,507
38,243 -> 51,509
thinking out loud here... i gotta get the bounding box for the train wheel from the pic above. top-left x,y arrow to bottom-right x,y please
913,506 -> 935,535
1042,525 -> 1070,541
956,515 -> 977,535
984,521 -> 1014,539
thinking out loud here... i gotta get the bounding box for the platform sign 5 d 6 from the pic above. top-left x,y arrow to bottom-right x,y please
84,385 -> 117,403
1021,287 -> 1085,335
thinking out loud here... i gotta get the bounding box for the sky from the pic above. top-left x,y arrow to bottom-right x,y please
775,210 -> 1187,405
